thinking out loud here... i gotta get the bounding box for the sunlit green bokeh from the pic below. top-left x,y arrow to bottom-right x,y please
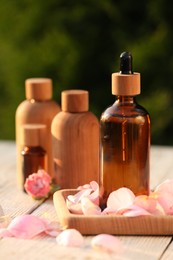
0,0 -> 173,145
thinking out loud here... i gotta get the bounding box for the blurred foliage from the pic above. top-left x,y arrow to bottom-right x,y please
0,0 -> 173,145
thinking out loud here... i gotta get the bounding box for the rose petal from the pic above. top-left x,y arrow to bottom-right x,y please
121,205 -> 151,216
66,181 -> 100,214
44,221 -> 61,237
154,191 -> 173,215
153,180 -> 173,215
88,181 -> 100,205
91,234 -> 123,254
56,229 -> 84,247
155,179 -> 173,193
66,199 -> 83,214
81,197 -> 101,215
105,188 -> 135,214
7,215 -> 48,239
134,195 -> 158,214
0,228 -> 14,238
67,189 -> 92,205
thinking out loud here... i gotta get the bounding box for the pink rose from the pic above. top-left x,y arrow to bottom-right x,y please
24,170 -> 52,199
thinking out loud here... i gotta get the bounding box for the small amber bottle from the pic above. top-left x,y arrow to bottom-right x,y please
100,52 -> 150,205
21,124 -> 47,187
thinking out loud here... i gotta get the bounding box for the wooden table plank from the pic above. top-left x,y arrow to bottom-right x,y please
0,141 -> 43,217
161,239 -> 173,260
150,146 -> 173,188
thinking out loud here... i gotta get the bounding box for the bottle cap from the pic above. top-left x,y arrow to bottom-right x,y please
22,124 -> 47,147
61,90 -> 89,112
25,78 -> 52,100
112,52 -> 140,96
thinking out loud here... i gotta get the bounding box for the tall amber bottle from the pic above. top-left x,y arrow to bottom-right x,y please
100,52 -> 150,205
16,78 -> 60,188
51,90 -> 99,189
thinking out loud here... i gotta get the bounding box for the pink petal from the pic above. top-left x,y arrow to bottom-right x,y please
44,221 -> 61,237
66,181 -> 100,214
106,188 -> 135,213
66,199 -> 83,214
81,197 -> 101,215
67,189 -> 92,204
56,229 -> 84,247
88,181 -> 100,205
154,191 -> 173,215
0,228 -> 13,238
155,179 -> 173,193
7,215 -> 48,239
121,205 -> 151,216
153,180 -> 173,215
91,234 -> 123,254
134,195 -> 158,214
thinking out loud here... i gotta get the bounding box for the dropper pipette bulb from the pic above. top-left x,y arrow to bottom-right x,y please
120,52 -> 133,74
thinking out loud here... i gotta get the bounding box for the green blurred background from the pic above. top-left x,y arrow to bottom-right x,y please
0,0 -> 173,145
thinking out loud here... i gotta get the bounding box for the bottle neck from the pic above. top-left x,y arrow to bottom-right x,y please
116,96 -> 136,104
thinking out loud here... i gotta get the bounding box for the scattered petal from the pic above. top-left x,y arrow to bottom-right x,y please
155,179 -> 173,194
66,200 -> 83,214
153,180 -> 173,214
0,228 -> 13,238
44,221 -> 61,237
81,197 -> 101,215
121,205 -> 151,216
155,191 -> 173,215
7,215 -> 47,239
91,234 -> 123,254
134,195 -> 158,214
56,229 -> 84,247
66,181 -> 100,214
105,188 -> 135,214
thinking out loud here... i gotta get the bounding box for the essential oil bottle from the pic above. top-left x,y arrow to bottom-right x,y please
21,124 -> 47,187
51,90 -> 99,188
100,52 -> 150,205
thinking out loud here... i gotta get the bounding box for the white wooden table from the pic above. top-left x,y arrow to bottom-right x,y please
1,141 -> 173,259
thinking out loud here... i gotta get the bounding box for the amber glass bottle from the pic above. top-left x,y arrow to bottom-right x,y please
21,124 -> 47,187
100,52 -> 150,205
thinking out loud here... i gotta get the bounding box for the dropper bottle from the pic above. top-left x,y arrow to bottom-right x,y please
100,52 -> 150,205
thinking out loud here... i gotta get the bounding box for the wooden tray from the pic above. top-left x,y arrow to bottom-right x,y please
53,189 -> 173,235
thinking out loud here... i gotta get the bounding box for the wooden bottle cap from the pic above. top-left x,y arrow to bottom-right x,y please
61,90 -> 89,112
22,124 -> 46,147
112,72 -> 140,96
25,78 -> 52,100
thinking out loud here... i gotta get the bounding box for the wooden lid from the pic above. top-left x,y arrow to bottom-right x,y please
61,90 -> 88,112
25,78 -> 52,100
112,72 -> 140,96
22,124 -> 46,147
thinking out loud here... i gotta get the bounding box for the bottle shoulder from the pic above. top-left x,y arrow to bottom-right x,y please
101,101 -> 150,121
16,99 -> 60,119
